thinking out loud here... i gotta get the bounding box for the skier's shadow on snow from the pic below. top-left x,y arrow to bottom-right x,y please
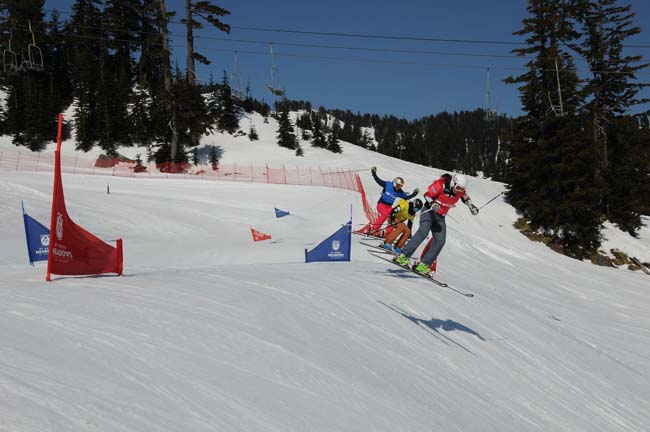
379,301 -> 484,354
380,268 -> 420,279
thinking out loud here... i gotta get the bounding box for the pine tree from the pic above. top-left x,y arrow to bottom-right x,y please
310,113 -> 327,148
327,120 -> 343,153
242,80 -> 255,113
182,0 -> 230,84
248,122 -> 259,141
573,0 -> 649,234
0,0 -> 62,150
276,105 -> 298,150
213,71 -> 240,133
505,0 -> 603,257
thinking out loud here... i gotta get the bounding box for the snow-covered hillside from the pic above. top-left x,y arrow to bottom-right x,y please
1,112 -> 650,431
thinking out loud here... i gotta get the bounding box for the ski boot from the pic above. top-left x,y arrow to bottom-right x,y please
380,243 -> 393,251
394,254 -> 409,266
413,262 -> 431,276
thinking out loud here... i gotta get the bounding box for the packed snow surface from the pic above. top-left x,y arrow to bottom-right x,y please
1,113 -> 650,431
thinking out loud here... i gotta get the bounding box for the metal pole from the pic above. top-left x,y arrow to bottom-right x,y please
479,191 -> 504,210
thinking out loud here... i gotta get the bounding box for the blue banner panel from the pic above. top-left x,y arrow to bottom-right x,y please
305,219 -> 351,263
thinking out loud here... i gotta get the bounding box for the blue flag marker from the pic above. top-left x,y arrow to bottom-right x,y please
275,207 -> 290,218
21,201 -> 50,265
305,217 -> 352,263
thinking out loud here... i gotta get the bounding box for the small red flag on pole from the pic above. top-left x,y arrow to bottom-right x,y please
250,226 -> 272,242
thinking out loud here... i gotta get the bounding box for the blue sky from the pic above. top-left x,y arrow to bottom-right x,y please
45,0 -> 650,119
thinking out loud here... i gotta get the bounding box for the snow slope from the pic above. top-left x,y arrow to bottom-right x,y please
1,114 -> 650,431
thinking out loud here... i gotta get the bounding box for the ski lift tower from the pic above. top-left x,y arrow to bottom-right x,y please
230,51 -> 243,100
485,68 -> 497,122
267,43 -> 286,98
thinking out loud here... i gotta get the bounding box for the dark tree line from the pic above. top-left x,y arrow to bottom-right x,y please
282,98 -> 513,178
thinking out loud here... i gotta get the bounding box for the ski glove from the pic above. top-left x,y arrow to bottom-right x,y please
470,204 -> 479,216
371,166 -> 377,173
425,201 -> 440,211
413,188 -> 420,195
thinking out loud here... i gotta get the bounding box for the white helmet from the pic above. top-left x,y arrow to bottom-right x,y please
451,174 -> 467,190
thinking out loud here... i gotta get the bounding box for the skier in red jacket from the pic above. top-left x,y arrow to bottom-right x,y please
394,173 -> 479,275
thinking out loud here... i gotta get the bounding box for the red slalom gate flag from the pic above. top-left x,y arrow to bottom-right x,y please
46,113 -> 123,281
250,226 -> 272,242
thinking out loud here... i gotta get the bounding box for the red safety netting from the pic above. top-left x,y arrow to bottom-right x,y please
0,148 -> 366,196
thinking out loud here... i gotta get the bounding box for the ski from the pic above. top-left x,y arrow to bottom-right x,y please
367,250 -> 474,298
359,241 -> 396,255
353,231 -> 385,241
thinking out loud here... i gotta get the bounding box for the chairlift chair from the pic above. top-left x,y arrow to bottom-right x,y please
2,31 -> 20,74
27,21 -> 44,71
267,43 -> 286,98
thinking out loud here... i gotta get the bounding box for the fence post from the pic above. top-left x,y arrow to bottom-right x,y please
15,151 -> 21,171
296,166 -> 300,185
283,165 -> 287,184
0,150 -> 3,166
234,162 -> 237,181
35,152 -> 41,172
73,155 -> 79,174
310,167 -> 313,185
250,161 -> 253,182
343,169 -> 352,190
266,163 -> 269,183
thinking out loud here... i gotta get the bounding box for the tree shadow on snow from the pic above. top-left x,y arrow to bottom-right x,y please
379,301 -> 484,354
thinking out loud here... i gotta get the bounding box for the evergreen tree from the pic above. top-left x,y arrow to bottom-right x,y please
573,0 -> 649,234
212,71 -> 240,133
182,0 -> 230,84
67,0 -> 104,151
506,0 -> 603,257
100,0 -> 142,149
248,122 -> 259,141
327,120 -> 343,153
276,105 -> 297,150
242,80 -> 255,113
310,113 -> 327,148
0,0 -> 63,150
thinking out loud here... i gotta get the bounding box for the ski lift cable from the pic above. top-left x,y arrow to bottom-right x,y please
1,22 -> 647,77
13,17 -> 631,63
40,9 -> 650,50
